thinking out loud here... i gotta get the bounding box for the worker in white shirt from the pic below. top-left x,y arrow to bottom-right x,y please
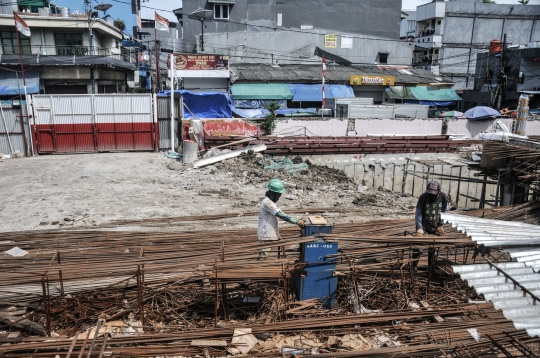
257,179 -> 306,259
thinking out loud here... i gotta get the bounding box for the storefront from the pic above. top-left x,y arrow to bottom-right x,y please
349,75 -> 395,104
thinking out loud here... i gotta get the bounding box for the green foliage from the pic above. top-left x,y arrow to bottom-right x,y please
260,102 -> 281,134
73,45 -> 88,55
518,0 -> 530,4
114,19 -> 126,31
481,0 -> 496,3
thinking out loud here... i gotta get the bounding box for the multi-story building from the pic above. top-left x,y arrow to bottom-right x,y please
463,46 -> 540,110
400,11 -> 416,42
0,4 -> 136,95
413,0 -> 540,91
178,0 -> 402,55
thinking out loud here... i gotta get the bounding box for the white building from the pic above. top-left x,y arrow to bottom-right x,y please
413,0 -> 540,91
0,10 -> 136,95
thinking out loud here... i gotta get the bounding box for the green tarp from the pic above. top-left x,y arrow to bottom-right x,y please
231,84 -> 293,100
386,86 -> 461,101
385,86 -> 417,100
410,86 -> 462,101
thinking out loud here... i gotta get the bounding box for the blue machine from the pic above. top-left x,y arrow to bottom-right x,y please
293,218 -> 338,308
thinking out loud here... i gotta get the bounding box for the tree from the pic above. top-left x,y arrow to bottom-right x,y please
261,102 -> 281,134
113,19 -> 126,31
518,0 -> 530,4
481,0 -> 496,3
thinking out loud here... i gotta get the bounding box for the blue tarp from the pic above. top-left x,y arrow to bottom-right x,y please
275,108 -> 317,115
404,100 -> 455,106
288,84 -> 354,102
0,70 -> 39,95
158,90 -> 233,119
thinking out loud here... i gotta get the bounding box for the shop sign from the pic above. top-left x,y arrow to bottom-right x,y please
324,34 -> 337,48
350,75 -> 395,86
171,54 -> 229,70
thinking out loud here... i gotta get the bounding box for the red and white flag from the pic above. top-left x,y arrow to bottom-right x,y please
322,56 -> 326,109
155,12 -> 169,32
13,12 -> 30,37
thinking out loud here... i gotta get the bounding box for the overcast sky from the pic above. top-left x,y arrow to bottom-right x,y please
402,0 -> 540,10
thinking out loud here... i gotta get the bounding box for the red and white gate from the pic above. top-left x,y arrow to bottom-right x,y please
32,94 -> 156,154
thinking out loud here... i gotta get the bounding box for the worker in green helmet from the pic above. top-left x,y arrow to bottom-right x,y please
258,179 -> 306,258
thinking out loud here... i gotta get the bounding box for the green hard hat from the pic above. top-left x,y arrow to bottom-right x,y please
268,179 -> 286,194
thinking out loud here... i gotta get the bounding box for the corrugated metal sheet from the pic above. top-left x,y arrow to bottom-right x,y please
394,104 -> 429,118
444,213 -> 540,337
156,97 -> 179,150
32,94 -> 155,153
348,105 -> 394,118
0,103 -> 31,156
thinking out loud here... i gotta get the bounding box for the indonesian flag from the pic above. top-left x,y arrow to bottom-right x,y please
13,12 -> 30,37
155,12 -> 169,32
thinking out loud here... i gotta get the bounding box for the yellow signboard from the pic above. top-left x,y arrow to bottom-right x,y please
324,34 -> 337,48
350,75 -> 395,86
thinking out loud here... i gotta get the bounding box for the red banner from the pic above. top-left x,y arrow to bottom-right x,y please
173,54 -> 229,70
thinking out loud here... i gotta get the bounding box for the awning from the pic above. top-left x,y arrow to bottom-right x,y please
385,86 -> 417,100
386,86 -> 461,101
410,86 -> 462,101
0,69 -> 39,95
208,0 -> 235,3
231,83 -> 293,100
288,84 -> 354,102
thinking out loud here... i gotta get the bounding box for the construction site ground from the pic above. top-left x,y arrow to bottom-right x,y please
0,152 -> 418,233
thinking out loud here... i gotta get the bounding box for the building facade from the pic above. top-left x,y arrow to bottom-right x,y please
178,0 -> 402,54
0,10 -> 136,95
413,0 -> 540,91
400,10 -> 416,42
463,47 -> 540,110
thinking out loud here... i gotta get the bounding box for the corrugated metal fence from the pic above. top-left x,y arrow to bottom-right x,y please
0,101 -> 31,157
156,96 -> 180,151
32,94 -> 156,154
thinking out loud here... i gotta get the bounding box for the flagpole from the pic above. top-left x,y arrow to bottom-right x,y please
154,24 -> 159,93
13,16 -> 28,98
13,12 -> 34,156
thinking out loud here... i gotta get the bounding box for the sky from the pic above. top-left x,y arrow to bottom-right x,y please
51,0 -> 180,37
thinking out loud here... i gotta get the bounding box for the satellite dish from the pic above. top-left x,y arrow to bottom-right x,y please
188,8 -> 214,52
188,8 -> 214,20
94,4 -> 112,11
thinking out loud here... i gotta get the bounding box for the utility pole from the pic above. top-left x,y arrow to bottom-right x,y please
154,28 -> 160,93
495,33 -> 507,110
85,0 -> 95,93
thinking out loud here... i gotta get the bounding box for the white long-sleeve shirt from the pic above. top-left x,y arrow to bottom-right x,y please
257,197 -> 281,241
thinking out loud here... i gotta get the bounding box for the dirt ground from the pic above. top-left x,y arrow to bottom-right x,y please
0,152 -> 419,233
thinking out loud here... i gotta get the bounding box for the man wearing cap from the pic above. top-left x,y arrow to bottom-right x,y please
413,180 -> 448,275
415,180 -> 448,237
258,179 -> 306,259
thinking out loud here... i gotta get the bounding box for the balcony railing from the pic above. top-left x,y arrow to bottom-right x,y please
56,45 -> 89,56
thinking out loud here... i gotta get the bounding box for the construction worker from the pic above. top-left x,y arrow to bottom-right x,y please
413,180 -> 448,274
258,179 -> 306,259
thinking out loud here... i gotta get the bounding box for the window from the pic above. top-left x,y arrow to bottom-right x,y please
214,4 -> 229,19
54,33 -> 84,55
435,49 -> 439,54
379,53 -> 388,64
437,20 -> 441,25
1,31 -> 31,55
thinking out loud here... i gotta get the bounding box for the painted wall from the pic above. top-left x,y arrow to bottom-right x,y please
182,0 -> 402,54
202,30 -> 413,65
273,117 -> 540,139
